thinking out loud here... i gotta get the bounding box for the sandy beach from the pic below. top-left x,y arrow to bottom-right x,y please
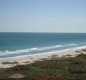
0,47 -> 86,68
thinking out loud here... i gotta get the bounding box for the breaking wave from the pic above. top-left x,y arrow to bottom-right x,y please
0,43 -> 79,60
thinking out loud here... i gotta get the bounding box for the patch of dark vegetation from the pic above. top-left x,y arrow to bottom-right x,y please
71,69 -> 86,74
81,49 -> 86,52
2,62 -> 19,65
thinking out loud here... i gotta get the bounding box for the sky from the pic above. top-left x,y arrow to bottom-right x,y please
0,0 -> 86,33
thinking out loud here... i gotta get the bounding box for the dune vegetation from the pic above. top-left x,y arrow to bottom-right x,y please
0,53 -> 86,80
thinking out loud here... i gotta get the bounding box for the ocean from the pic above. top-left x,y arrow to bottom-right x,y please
0,32 -> 86,61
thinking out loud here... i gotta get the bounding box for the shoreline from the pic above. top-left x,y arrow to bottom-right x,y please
0,47 -> 86,68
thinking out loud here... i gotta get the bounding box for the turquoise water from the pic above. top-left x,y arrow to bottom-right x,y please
0,32 -> 86,60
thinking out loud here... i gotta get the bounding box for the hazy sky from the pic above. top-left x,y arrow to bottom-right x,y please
0,0 -> 86,33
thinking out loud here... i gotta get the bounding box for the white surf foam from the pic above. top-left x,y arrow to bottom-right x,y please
0,43 -> 79,60
0,45 -> 86,62
0,43 -> 77,55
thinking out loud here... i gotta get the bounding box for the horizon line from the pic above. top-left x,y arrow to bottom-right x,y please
0,31 -> 86,34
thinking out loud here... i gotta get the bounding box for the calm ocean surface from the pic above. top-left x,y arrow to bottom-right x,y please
0,32 -> 86,61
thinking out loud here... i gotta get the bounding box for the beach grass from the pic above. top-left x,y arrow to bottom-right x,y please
0,52 -> 86,80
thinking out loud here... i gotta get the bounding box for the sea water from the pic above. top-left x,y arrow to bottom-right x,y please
0,32 -> 86,61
